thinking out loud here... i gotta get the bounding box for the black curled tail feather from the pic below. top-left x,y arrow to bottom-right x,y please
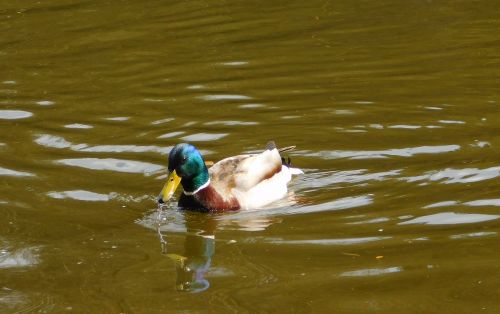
281,156 -> 292,167
265,141 -> 295,166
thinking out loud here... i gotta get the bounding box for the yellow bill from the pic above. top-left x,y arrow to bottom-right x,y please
158,170 -> 181,203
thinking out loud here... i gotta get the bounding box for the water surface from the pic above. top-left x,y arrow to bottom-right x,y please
1,0 -> 499,312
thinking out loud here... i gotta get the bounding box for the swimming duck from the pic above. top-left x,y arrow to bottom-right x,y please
158,142 -> 302,211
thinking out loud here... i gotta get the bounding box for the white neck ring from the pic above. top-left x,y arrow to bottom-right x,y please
183,178 -> 210,196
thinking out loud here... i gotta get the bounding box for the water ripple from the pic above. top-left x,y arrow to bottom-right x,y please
105,116 -> 129,121
423,201 -> 458,208
204,120 -> 258,126
403,166 -> 500,184
238,103 -> 265,109
217,61 -> 249,66
298,169 -> 401,190
151,117 -> 175,125
157,131 -> 185,139
0,167 -> 35,177
269,236 -> 391,246
425,106 -> 443,110
399,212 -> 500,225
388,124 -> 422,129
347,217 -> 390,225
0,247 -> 40,269
0,110 -> 33,120
35,100 -> 54,106
47,190 -> 110,201
0,290 -> 28,310
450,232 -> 497,240
425,199 -> 500,208
186,84 -> 205,90
340,266 -> 403,277
64,123 -> 93,129
464,199 -> 500,207
222,195 -> 373,219
300,144 -> 460,160
181,133 -> 227,142
197,94 -> 252,101
80,145 -> 171,154
439,120 -> 466,125
35,134 -> 172,155
56,158 -> 163,174
281,195 -> 374,215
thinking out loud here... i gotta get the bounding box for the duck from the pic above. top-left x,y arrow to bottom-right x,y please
158,141 -> 303,211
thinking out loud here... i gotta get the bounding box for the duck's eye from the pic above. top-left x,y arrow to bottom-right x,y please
182,156 -> 188,163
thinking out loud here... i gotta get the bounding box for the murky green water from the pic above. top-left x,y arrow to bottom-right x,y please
1,0 -> 500,312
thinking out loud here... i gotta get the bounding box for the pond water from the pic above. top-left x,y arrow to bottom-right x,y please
1,0 -> 499,312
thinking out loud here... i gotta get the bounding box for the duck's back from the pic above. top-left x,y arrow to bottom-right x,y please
208,148 -> 295,209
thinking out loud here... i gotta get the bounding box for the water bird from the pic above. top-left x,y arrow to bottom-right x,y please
158,141 -> 303,211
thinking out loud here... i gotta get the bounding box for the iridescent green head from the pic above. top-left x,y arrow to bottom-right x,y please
158,143 -> 210,204
167,143 -> 209,193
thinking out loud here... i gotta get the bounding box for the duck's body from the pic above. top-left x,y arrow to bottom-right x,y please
158,142 -> 302,211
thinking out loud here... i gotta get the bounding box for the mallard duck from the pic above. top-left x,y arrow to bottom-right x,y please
158,142 -> 302,211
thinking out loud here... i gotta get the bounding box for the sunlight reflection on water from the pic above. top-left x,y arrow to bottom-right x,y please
47,190 -> 110,201
298,144 -> 461,159
56,158 -> 163,174
197,94 -> 252,101
218,194 -> 374,220
64,123 -> 93,129
340,266 -> 403,277
35,134 -> 172,154
180,133 -> 228,142
0,167 -> 35,177
1,0 -> 500,310
0,246 -> 40,269
399,212 -> 500,225
268,236 -> 391,245
403,166 -> 500,184
0,110 -> 33,120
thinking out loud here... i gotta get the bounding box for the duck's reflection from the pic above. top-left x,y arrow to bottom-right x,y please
155,208 -> 279,293
169,214 -> 216,293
